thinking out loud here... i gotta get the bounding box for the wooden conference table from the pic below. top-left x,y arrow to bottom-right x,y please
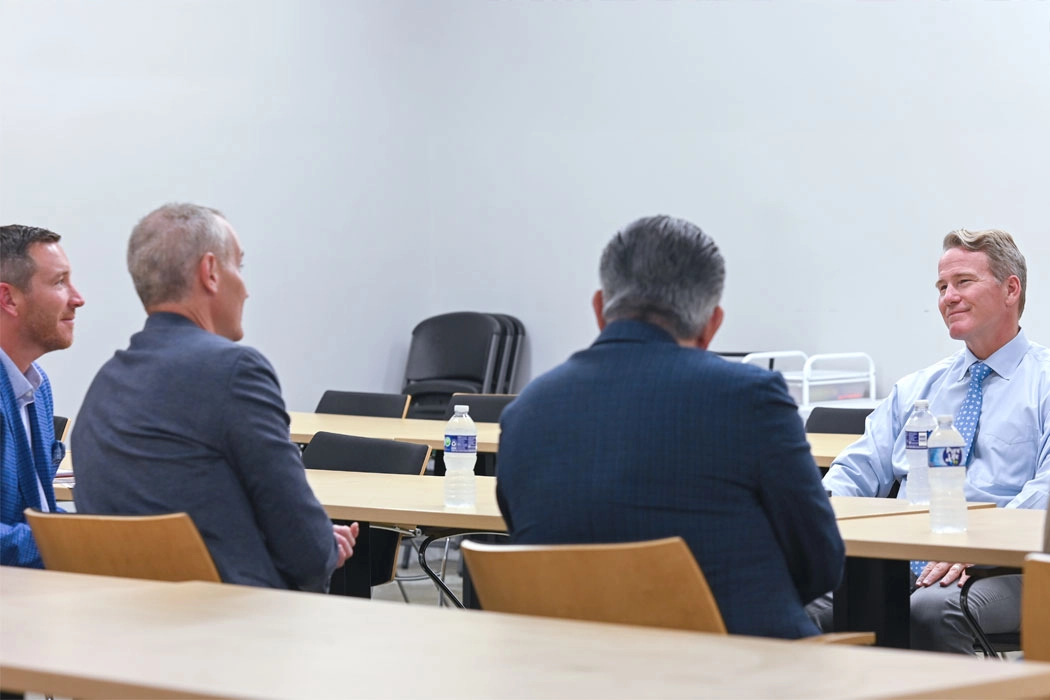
304,472 -> 1043,647
286,411 -> 854,467
5,567 -> 1050,700
835,507 -> 1046,649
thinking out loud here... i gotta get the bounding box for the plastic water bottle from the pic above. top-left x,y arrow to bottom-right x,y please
443,405 -> 477,508
903,400 -> 937,505
927,415 -> 967,533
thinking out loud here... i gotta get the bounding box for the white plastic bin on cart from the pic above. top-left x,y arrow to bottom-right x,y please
740,351 -> 877,409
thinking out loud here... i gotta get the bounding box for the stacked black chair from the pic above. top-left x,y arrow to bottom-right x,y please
403,312 -> 525,419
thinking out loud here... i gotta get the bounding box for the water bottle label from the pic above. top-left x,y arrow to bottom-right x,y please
905,430 -> 931,450
928,446 -> 963,467
445,434 -> 477,453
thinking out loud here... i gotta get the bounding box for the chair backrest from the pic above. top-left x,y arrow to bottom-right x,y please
301,432 -> 432,475
403,312 -> 504,391
315,390 -> 409,419
301,432 -> 432,586
804,407 -> 873,434
461,537 -> 727,633
1022,552 -> 1050,662
53,415 -> 70,442
445,393 -> 518,423
25,509 -> 220,583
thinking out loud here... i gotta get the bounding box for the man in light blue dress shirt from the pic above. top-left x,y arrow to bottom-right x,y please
821,228 -> 1049,653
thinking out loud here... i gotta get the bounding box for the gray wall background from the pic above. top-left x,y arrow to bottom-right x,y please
2,1 -> 1048,420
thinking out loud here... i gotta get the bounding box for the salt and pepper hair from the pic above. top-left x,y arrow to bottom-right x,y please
127,203 -> 231,308
599,215 -> 725,340
943,228 -> 1027,318
0,225 -> 62,291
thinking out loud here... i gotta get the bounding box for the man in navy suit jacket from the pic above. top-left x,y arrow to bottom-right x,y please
73,203 -> 357,591
496,215 -> 844,639
1,225 -> 85,567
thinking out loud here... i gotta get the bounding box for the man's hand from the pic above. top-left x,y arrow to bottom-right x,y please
333,522 -> 360,569
916,561 -> 971,587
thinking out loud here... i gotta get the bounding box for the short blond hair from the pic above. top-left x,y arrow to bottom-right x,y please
943,228 -> 1027,318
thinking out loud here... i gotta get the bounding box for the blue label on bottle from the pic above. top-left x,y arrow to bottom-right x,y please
928,446 -> 963,467
905,430 -> 931,450
444,434 -> 477,453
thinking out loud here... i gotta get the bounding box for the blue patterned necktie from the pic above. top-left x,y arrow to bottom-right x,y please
955,361 -> 992,465
911,362 -> 992,580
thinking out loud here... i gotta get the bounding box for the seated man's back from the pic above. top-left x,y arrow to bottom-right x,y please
74,313 -> 335,590
72,203 -> 351,591
496,216 -> 844,640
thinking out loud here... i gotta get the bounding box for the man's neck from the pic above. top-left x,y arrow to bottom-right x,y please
0,337 -> 39,375
966,325 -> 1021,361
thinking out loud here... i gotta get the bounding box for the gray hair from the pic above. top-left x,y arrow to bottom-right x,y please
599,215 -> 725,339
127,203 -> 231,308
0,225 -> 62,291
943,228 -> 1027,318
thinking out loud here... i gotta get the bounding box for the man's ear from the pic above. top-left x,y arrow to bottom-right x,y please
592,290 -> 607,331
696,305 -> 724,349
198,253 -> 219,294
0,282 -> 22,317
1004,275 -> 1022,310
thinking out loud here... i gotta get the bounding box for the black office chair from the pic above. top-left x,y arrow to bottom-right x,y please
301,432 -> 432,599
53,415 -> 70,442
403,312 -> 505,419
445,393 -> 518,424
315,390 -> 409,419
959,485 -> 1049,658
804,407 -> 873,434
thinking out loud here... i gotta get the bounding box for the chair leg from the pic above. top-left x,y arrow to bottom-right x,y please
395,578 -> 410,604
959,576 -> 1004,659
437,537 -> 453,607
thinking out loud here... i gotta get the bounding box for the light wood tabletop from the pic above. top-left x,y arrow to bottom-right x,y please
830,497 -> 995,521
288,411 -> 502,452
289,412 -> 856,466
837,506 -> 1046,566
305,469 -> 506,531
807,432 -> 858,468
4,566 -> 1050,700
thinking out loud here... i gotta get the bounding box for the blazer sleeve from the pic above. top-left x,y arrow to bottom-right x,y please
0,421 -> 44,567
751,373 -> 845,604
220,348 -> 338,592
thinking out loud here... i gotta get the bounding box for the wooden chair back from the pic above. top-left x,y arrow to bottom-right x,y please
25,509 -> 221,583
461,537 -> 727,633
1023,552 -> 1050,662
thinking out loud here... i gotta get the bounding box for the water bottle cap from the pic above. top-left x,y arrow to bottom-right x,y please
914,400 -> 929,409
454,405 -> 470,414
937,414 -> 953,425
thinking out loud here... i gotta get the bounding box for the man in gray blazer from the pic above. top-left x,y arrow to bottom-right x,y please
73,203 -> 356,591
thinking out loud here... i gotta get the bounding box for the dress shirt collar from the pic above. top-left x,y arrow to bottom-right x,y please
953,328 -> 1030,383
0,347 -> 42,410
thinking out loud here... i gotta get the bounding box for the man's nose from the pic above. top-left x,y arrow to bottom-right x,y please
69,284 -> 85,307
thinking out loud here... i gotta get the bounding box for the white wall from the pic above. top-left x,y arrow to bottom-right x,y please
1,0 -> 1048,420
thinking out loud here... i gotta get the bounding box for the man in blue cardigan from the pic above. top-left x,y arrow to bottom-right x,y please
1,225 -> 85,567
496,215 -> 844,639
